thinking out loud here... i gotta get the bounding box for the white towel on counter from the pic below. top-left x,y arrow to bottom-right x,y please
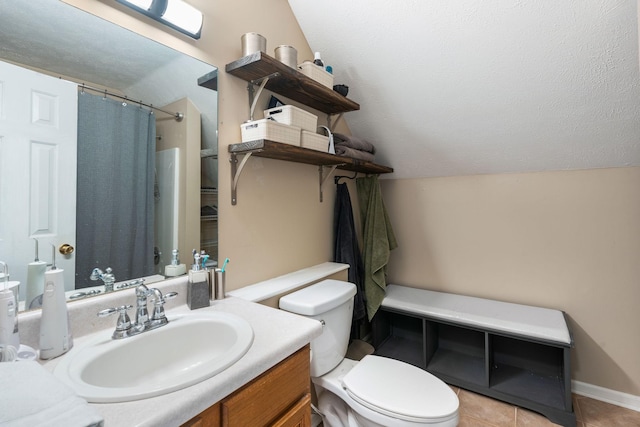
0,361 -> 103,427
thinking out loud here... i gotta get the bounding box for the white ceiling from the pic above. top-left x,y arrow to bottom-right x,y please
0,0 -> 218,151
0,0 -> 179,91
288,0 -> 640,179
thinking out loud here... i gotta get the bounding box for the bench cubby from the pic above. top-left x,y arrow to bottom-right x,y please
372,285 -> 575,427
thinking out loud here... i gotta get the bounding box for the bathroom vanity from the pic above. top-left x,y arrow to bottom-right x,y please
19,276 -> 322,427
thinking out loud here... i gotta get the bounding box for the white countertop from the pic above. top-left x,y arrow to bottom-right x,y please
39,296 -> 322,427
227,262 -> 348,302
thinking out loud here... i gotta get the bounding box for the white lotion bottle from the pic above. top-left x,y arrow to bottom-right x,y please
39,246 -> 73,360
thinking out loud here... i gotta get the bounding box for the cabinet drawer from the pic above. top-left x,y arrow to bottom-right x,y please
222,345 -> 310,426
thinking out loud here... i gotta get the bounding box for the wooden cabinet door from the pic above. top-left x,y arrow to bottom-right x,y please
222,346 -> 310,426
181,345 -> 311,427
271,394 -> 311,427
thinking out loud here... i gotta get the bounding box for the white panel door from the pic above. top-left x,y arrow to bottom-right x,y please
0,60 -> 77,298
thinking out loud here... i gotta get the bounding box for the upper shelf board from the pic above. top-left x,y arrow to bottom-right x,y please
225,52 -> 360,115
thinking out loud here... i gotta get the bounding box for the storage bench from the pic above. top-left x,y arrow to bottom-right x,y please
372,285 -> 575,427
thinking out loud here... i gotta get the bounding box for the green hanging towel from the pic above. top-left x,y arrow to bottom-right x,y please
356,175 -> 398,320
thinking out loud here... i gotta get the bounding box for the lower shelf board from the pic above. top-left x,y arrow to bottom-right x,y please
428,348 -> 487,387
490,363 -> 567,410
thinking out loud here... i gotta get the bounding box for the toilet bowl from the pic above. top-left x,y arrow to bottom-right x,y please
279,280 -> 459,427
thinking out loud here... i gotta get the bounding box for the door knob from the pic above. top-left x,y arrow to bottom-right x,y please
59,244 -> 74,255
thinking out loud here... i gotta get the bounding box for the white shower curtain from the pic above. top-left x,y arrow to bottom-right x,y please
75,92 -> 156,288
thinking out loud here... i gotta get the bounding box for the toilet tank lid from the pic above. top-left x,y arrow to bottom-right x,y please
279,280 -> 357,315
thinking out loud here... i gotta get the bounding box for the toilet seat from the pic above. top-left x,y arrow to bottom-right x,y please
341,355 -> 458,423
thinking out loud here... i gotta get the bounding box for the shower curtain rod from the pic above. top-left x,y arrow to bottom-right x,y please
78,83 -> 184,122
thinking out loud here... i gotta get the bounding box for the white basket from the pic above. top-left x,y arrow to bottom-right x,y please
241,119 -> 301,146
298,62 -> 334,88
301,130 -> 330,152
264,105 -> 318,133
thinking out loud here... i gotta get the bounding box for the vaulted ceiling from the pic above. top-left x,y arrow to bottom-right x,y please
288,0 -> 640,179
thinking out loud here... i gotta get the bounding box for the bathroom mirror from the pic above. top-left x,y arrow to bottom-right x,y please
0,0 -> 218,311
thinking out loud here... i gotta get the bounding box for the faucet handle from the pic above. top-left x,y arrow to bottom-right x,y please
157,291 -> 178,304
149,290 -> 178,328
98,304 -> 133,339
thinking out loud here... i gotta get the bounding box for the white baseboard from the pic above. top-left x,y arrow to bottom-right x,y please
572,380 -> 640,412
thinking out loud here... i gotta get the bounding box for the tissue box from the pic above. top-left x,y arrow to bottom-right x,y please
301,130 -> 330,152
298,62 -> 334,88
264,105 -> 318,133
240,119 -> 301,146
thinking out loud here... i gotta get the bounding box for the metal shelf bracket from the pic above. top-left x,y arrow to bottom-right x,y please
230,151 -> 254,205
319,165 -> 339,202
247,72 -> 280,121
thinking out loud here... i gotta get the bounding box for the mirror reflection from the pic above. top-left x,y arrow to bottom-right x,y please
0,0 -> 218,311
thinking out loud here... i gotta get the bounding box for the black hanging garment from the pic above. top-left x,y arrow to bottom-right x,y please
333,183 -> 367,328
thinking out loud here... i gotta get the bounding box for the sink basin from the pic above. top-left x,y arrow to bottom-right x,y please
54,311 -> 254,403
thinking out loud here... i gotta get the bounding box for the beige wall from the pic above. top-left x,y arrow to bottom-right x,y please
381,167 -> 640,395
64,0 -> 340,290
63,0 -> 639,397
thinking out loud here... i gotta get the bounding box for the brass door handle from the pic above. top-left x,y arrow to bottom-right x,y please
59,244 -> 74,255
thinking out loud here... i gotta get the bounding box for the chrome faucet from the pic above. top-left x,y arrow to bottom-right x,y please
97,286 -> 178,339
90,267 -> 116,292
133,284 -> 152,333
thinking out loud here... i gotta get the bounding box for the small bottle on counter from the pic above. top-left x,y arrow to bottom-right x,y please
313,52 -> 324,67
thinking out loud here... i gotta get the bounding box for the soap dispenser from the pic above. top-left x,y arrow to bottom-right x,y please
187,249 -> 210,310
164,249 -> 187,277
39,245 -> 73,360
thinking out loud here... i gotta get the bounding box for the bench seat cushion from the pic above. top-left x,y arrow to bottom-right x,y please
382,285 -> 571,346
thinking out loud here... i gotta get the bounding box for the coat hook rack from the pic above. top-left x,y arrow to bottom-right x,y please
334,171 -> 358,184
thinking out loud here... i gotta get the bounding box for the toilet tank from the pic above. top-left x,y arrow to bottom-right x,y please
279,280 -> 357,377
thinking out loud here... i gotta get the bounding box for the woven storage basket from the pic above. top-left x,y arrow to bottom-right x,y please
298,62 -> 334,88
241,119 -> 301,146
264,105 -> 318,133
301,130 -> 329,152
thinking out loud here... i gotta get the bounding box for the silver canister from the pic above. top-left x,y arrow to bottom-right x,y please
241,32 -> 266,57
214,268 -> 225,300
274,45 -> 298,68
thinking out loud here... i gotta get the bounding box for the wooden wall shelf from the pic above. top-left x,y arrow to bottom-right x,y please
228,140 -> 393,205
229,139 -> 393,174
226,52 -> 360,114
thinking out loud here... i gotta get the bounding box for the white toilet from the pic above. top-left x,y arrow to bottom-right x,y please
279,280 -> 459,427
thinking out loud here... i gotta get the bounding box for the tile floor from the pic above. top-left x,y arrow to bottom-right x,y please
453,386 -> 640,427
